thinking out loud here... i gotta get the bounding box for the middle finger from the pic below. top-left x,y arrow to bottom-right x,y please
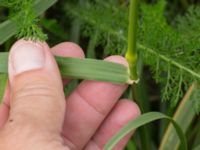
62,56 -> 128,150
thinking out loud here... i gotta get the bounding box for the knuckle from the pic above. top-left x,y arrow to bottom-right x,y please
9,75 -> 64,121
13,78 -> 57,101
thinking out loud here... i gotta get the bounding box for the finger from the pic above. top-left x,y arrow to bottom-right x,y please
0,86 -> 10,128
84,100 -> 140,150
6,40 -> 65,135
51,42 -> 84,58
51,42 -> 85,85
62,56 -> 128,150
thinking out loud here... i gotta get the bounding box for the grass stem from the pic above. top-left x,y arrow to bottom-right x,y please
125,0 -> 139,80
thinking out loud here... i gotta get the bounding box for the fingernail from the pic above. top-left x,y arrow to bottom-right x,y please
9,40 -> 45,75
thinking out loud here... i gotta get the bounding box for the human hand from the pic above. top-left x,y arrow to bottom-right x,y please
0,40 -> 140,150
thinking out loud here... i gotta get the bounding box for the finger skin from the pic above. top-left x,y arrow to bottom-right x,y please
0,86 -> 10,128
7,40 -> 65,131
0,40 -> 67,150
0,42 -> 84,128
51,42 -> 85,58
51,42 -> 85,85
62,56 -> 129,150
84,100 -> 140,150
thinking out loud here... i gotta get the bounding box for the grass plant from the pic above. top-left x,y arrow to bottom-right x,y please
0,0 -> 200,149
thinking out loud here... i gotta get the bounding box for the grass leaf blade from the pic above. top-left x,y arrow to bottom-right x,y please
56,56 -> 132,84
0,52 -> 133,84
193,145 -> 200,150
159,84 -> 196,150
103,112 -> 187,150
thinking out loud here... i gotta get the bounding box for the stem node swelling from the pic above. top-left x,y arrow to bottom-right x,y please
125,0 -> 139,81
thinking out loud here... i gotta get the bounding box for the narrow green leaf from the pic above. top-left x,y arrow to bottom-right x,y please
0,20 -> 16,44
0,74 -> 8,103
0,0 -> 57,44
159,84 -> 196,150
33,0 -> 57,17
0,52 -> 133,84
193,145 -> 200,150
104,112 -> 187,150
0,52 -> 8,73
193,123 -> 200,149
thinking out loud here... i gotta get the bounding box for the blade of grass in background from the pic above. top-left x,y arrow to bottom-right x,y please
194,128 -> 200,148
86,30 -> 99,58
190,116 -> 200,149
0,52 -> 8,73
159,84 -> 196,150
0,52 -> 133,84
0,0 -> 57,44
193,145 -> 200,150
0,74 -> 7,103
104,112 -> 187,150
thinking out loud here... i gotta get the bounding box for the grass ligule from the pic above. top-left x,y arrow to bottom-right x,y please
104,112 -> 187,150
0,52 -> 133,84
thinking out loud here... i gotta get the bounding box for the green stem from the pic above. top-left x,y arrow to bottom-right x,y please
138,44 -> 200,80
69,9 -> 200,81
132,56 -> 152,150
86,30 -> 99,58
126,0 -> 152,149
70,0 -> 83,43
125,0 -> 139,80
70,19 -> 81,43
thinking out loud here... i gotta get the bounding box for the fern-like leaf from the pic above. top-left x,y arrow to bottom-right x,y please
65,0 -> 200,111
0,0 -> 47,41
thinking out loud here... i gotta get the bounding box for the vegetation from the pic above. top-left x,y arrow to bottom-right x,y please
0,0 -> 200,149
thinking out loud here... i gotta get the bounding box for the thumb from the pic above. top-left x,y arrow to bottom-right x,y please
7,40 -> 65,133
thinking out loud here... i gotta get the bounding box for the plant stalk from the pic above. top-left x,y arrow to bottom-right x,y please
126,0 -> 152,149
132,57 -> 152,150
125,0 -> 139,81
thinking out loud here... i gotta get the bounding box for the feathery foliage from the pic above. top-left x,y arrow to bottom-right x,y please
0,0 -> 47,41
65,0 -> 200,111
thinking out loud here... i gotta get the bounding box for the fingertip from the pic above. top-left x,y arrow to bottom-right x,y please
87,99 -> 140,149
106,99 -> 140,126
11,39 -> 48,51
51,42 -> 85,58
104,55 -> 129,67
117,99 -> 141,118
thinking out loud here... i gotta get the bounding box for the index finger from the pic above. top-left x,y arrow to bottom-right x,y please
62,56 -> 129,149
